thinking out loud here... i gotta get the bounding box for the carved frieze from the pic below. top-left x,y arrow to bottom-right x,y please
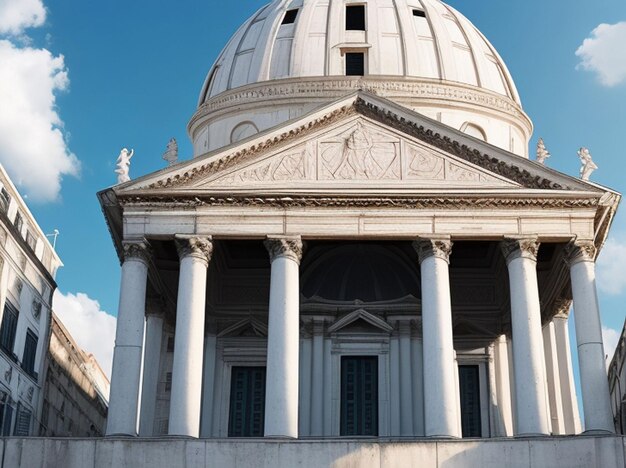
501,237 -> 540,263
413,237 -> 453,264
264,236 -> 303,264
175,235 -> 213,265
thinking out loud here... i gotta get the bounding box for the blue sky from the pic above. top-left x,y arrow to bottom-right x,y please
0,0 -> 625,382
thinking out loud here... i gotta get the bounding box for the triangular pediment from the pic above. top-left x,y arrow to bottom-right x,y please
328,309 -> 393,334
218,318 -> 268,338
187,119 -> 518,191
115,91 -> 608,197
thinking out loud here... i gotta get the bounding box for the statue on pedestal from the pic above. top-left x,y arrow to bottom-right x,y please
115,148 -> 134,184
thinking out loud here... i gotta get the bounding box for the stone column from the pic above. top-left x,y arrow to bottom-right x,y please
310,318 -> 325,436
264,236 -> 303,438
543,320 -> 565,434
494,335 -> 514,436
501,237 -> 550,436
399,320 -> 414,436
139,297 -> 165,437
566,240 -> 614,433
414,237 -> 460,438
107,240 -> 150,436
168,236 -> 213,438
552,304 -> 582,434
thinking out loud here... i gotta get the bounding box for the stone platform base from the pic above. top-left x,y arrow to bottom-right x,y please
2,435 -> 625,468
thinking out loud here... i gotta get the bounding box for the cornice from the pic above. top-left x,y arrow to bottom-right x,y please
118,194 -> 600,210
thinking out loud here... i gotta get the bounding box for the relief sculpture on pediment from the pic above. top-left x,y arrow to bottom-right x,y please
221,147 -> 309,183
319,123 -> 400,180
406,144 -> 444,180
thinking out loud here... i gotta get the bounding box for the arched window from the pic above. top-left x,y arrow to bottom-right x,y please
460,122 -> 487,142
230,121 -> 259,144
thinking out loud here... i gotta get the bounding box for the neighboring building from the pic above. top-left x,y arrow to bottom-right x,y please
0,164 -> 62,436
39,313 -> 109,437
609,319 -> 626,434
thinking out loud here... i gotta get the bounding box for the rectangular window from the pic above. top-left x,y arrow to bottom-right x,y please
228,366 -> 266,437
13,405 -> 31,436
167,336 -> 175,352
346,52 -> 365,76
346,5 -> 366,30
22,329 -> 38,378
26,231 -> 36,251
341,356 -> 378,436
281,9 -> 299,25
0,301 -> 19,356
0,188 -> 10,212
459,365 -> 482,437
413,9 -> 426,18
1,400 -> 12,436
165,372 -> 172,392
14,212 -> 23,233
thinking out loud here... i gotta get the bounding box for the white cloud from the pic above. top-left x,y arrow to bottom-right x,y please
52,290 -> 116,379
576,22 -> 626,87
0,0 -> 46,36
0,39 -> 79,202
597,235 -> 626,295
603,326 -> 620,366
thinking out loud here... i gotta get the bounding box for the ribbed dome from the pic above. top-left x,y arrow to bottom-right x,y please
199,0 -> 520,105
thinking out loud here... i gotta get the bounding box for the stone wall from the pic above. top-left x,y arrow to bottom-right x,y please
1,436 -> 625,468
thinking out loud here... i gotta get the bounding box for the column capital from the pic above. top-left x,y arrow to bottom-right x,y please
553,297 -> 572,319
264,236 -> 303,264
175,235 -> 213,266
565,239 -> 597,266
122,240 -> 151,265
413,236 -> 453,264
501,236 -> 539,264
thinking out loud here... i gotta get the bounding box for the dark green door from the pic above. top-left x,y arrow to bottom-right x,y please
459,365 -> 482,437
341,356 -> 378,436
228,366 -> 266,437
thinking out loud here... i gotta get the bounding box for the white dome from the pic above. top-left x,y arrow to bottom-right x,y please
189,0 -> 532,158
200,0 -> 519,104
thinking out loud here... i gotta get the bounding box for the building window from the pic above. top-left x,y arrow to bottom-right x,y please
346,52 -> 365,76
0,392 -> 13,436
340,356 -> 378,436
346,5 -> 366,30
281,9 -> 298,25
165,372 -> 172,392
0,301 -> 19,356
228,366 -> 266,437
26,231 -> 36,251
167,336 -> 175,352
413,9 -> 426,18
14,212 -> 23,234
13,405 -> 31,436
459,365 -> 482,437
22,329 -> 38,378
0,188 -> 10,213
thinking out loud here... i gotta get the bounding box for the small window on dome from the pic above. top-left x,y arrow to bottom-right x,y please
281,9 -> 299,25
413,9 -> 426,18
346,52 -> 365,76
346,5 -> 366,31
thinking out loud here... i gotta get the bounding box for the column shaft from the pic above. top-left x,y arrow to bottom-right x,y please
200,334 -> 217,437
107,241 -> 150,436
502,238 -> 550,436
139,309 -> 164,436
494,335 -> 514,436
264,236 -> 302,438
553,311 -> 582,434
543,321 -> 565,434
310,320 -> 325,436
399,322 -> 413,435
568,241 -> 614,433
415,238 -> 460,438
169,236 -> 212,438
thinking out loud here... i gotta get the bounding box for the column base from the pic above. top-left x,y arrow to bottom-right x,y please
426,435 -> 461,440
263,435 -> 299,440
582,429 -> 615,436
515,433 -> 551,438
105,433 -> 138,438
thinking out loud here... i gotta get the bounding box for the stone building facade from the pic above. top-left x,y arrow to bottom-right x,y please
0,164 -> 62,436
609,320 -> 626,434
39,313 -> 109,437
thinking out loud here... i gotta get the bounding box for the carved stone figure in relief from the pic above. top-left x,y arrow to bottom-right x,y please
115,148 -> 134,183
406,145 -> 444,179
162,138 -> 178,166
536,138 -> 550,165
321,123 -> 399,180
578,147 -> 598,181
